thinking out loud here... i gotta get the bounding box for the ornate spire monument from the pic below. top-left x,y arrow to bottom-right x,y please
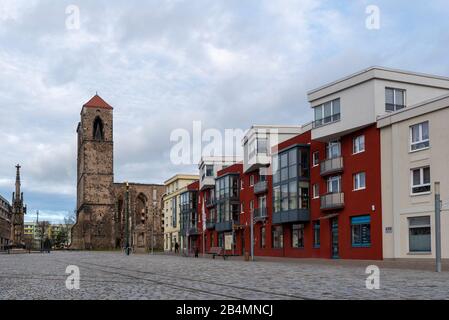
11,164 -> 26,247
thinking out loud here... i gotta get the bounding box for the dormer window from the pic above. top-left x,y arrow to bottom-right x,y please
386,88 -> 406,112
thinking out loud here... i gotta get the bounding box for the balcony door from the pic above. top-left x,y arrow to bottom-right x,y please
331,218 -> 339,259
327,176 -> 341,194
326,141 -> 341,159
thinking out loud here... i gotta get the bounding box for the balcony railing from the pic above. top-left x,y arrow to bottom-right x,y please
206,219 -> 216,230
320,156 -> 344,176
312,113 -> 341,128
320,192 -> 345,211
254,181 -> 268,194
254,207 -> 268,220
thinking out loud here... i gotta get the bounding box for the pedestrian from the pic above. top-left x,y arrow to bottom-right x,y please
174,242 -> 179,254
194,247 -> 199,258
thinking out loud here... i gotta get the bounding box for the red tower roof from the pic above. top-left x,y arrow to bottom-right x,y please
83,94 -> 113,110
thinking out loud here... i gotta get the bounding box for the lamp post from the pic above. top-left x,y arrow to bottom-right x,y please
125,182 -> 130,256
435,182 -> 442,272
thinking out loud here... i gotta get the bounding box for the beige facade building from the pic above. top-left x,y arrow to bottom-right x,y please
163,174 -> 198,251
379,94 -> 449,259
0,195 -> 11,248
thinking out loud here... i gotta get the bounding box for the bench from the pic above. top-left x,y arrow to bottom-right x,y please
208,247 -> 227,260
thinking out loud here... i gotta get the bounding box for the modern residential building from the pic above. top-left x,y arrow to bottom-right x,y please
163,174 -> 199,251
0,195 -> 11,248
378,94 -> 449,259
179,180 -> 200,254
183,67 -> 449,261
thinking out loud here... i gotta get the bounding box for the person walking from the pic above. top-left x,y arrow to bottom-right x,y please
174,242 -> 179,254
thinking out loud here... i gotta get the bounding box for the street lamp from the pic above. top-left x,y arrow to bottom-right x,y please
125,182 -> 130,256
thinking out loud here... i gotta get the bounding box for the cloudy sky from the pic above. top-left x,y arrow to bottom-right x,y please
0,0 -> 448,223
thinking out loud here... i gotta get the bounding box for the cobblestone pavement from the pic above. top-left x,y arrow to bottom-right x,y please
0,251 -> 448,300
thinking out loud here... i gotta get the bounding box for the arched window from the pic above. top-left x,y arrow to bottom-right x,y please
93,117 -> 104,141
136,194 -> 147,225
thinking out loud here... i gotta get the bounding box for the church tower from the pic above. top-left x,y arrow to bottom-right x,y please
72,95 -> 115,249
11,164 -> 26,246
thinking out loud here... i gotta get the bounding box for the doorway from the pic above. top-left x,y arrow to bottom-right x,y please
331,218 -> 339,259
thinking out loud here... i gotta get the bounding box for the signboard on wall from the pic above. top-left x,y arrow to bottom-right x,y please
225,234 -> 233,251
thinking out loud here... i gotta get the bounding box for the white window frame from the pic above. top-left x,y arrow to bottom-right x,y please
327,176 -> 341,194
250,175 -> 255,186
314,99 -> 341,126
410,167 -> 431,195
353,172 -> 366,191
410,121 -> 430,152
385,87 -> 406,112
313,184 -> 319,199
353,135 -> 365,154
312,151 -> 320,167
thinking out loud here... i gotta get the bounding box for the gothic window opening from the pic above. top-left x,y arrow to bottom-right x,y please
136,194 -> 147,225
93,117 -> 105,141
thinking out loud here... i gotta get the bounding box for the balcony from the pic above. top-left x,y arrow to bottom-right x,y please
254,207 -> 268,221
320,156 -> 344,176
312,113 -> 341,129
206,219 -> 216,230
188,226 -> 200,236
254,181 -> 268,194
320,192 -> 345,211
215,221 -> 233,232
272,209 -> 310,224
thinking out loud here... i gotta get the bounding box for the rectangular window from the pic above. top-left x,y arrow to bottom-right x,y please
410,121 -> 430,151
206,165 -> 214,177
351,215 -> 371,247
273,186 -> 281,213
313,98 -> 341,128
292,224 -> 304,248
272,226 -> 283,249
313,151 -> 319,167
326,141 -> 341,159
411,167 -> 431,194
250,200 -> 254,214
353,135 -> 365,154
314,221 -> 320,248
408,216 -> 431,253
240,202 -> 244,214
385,88 -> 406,112
281,184 -> 289,211
354,172 -> 366,191
250,175 -> 255,186
327,176 -> 341,193
257,138 -> 268,154
313,184 -> 319,199
260,226 -> 266,249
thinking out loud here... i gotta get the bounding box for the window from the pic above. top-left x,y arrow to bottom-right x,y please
327,176 -> 341,193
351,215 -> 371,247
354,172 -> 366,191
206,165 -> 214,177
408,216 -> 431,253
240,202 -> 244,214
313,98 -> 341,128
411,167 -> 431,194
386,88 -> 406,112
313,184 -> 319,199
250,200 -> 254,214
353,135 -> 365,154
272,226 -> 283,249
250,175 -> 255,186
93,117 -> 104,141
260,226 -> 266,249
272,147 -> 310,213
326,141 -> 341,159
292,224 -> 304,248
241,178 -> 244,190
314,221 -> 320,248
410,121 -> 430,151
257,138 -> 268,154
312,152 -> 319,167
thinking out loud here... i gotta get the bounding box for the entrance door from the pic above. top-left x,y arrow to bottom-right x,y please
331,218 -> 339,259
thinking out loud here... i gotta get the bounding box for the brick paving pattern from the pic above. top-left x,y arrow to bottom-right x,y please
0,251 -> 448,300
